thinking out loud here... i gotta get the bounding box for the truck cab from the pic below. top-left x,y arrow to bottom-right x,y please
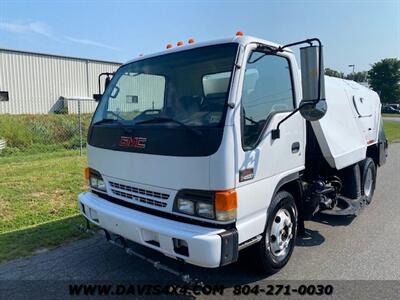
78,34 -> 386,273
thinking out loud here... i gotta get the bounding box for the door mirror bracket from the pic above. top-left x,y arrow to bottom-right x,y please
271,38 -> 327,140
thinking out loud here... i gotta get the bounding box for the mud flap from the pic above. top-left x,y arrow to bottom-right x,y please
378,118 -> 388,166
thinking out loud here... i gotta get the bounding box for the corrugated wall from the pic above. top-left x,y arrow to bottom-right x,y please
0,49 -> 121,114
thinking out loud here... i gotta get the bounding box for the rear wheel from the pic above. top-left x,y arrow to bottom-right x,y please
360,158 -> 377,204
251,191 -> 297,274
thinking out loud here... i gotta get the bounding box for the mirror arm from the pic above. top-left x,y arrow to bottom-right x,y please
97,72 -> 114,95
271,101 -> 315,140
271,38 -> 323,140
277,38 -> 320,52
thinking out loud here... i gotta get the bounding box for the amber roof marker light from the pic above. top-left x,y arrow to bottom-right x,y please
188,38 -> 195,44
236,31 -> 244,36
176,41 -> 184,46
166,43 -> 173,49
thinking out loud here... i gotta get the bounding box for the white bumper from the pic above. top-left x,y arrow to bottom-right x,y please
78,192 -> 229,268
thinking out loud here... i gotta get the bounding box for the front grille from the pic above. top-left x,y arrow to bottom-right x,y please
109,182 -> 169,199
109,181 -> 168,208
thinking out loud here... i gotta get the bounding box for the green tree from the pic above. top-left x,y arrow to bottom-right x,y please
325,68 -> 344,78
368,58 -> 400,104
346,71 -> 368,83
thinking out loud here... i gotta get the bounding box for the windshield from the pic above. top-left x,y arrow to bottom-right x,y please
92,43 -> 238,128
88,43 -> 239,157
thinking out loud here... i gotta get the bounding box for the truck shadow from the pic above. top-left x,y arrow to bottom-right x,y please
295,228 -> 325,247
292,213 -> 355,247
312,213 -> 355,227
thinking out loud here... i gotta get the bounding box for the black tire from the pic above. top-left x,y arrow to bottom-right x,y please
251,191 -> 298,274
359,157 -> 377,204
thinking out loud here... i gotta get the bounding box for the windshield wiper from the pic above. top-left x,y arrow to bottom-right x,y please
92,118 -> 122,126
244,116 -> 260,125
135,117 -> 202,136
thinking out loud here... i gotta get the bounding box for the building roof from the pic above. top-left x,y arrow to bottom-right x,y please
0,47 -> 122,65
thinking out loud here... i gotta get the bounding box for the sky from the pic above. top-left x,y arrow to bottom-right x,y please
0,0 -> 399,74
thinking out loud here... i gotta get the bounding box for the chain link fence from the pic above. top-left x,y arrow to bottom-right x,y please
0,99 -> 95,158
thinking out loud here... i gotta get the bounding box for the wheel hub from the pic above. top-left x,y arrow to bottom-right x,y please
269,208 -> 293,259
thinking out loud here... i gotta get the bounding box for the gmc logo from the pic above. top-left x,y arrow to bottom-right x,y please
119,136 -> 147,149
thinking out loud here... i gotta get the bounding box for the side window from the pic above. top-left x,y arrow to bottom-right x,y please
241,52 -> 294,149
0,91 -> 9,102
202,72 -> 231,96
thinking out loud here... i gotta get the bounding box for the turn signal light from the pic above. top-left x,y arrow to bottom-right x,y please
177,41 -> 184,46
84,167 -> 90,180
215,190 -> 237,221
215,190 -> 237,211
236,31 -> 244,36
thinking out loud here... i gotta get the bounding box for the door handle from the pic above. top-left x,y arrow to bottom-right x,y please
291,142 -> 300,153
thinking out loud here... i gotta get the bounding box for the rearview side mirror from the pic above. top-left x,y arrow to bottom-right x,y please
299,100 -> 327,122
299,45 -> 327,121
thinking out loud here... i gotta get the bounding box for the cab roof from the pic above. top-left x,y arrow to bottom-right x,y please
124,35 -> 292,65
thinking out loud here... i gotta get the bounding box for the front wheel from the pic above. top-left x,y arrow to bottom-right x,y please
252,191 -> 298,274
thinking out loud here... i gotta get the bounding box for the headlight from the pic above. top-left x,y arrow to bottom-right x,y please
90,177 -> 106,191
90,177 -> 98,187
174,189 -> 236,222
85,167 -> 107,192
196,202 -> 215,219
176,198 -> 195,215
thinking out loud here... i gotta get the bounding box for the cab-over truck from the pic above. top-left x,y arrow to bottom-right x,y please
79,33 -> 387,274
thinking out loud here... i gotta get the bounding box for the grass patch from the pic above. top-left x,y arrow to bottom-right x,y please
0,150 -> 90,262
0,215 -> 91,263
0,149 -> 83,165
384,121 -> 400,143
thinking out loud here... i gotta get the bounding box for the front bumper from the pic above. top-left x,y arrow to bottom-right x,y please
78,192 -> 238,268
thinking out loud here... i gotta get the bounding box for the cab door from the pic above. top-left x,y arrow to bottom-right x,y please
233,45 -> 305,243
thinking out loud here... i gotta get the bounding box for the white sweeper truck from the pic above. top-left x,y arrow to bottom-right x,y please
78,33 -> 388,276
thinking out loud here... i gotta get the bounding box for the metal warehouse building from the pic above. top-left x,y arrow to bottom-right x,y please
0,48 -> 122,114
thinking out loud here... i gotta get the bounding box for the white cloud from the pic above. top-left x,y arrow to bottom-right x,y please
65,36 -> 121,51
29,21 -> 53,37
0,20 -> 121,52
0,21 -> 54,38
0,22 -> 30,34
